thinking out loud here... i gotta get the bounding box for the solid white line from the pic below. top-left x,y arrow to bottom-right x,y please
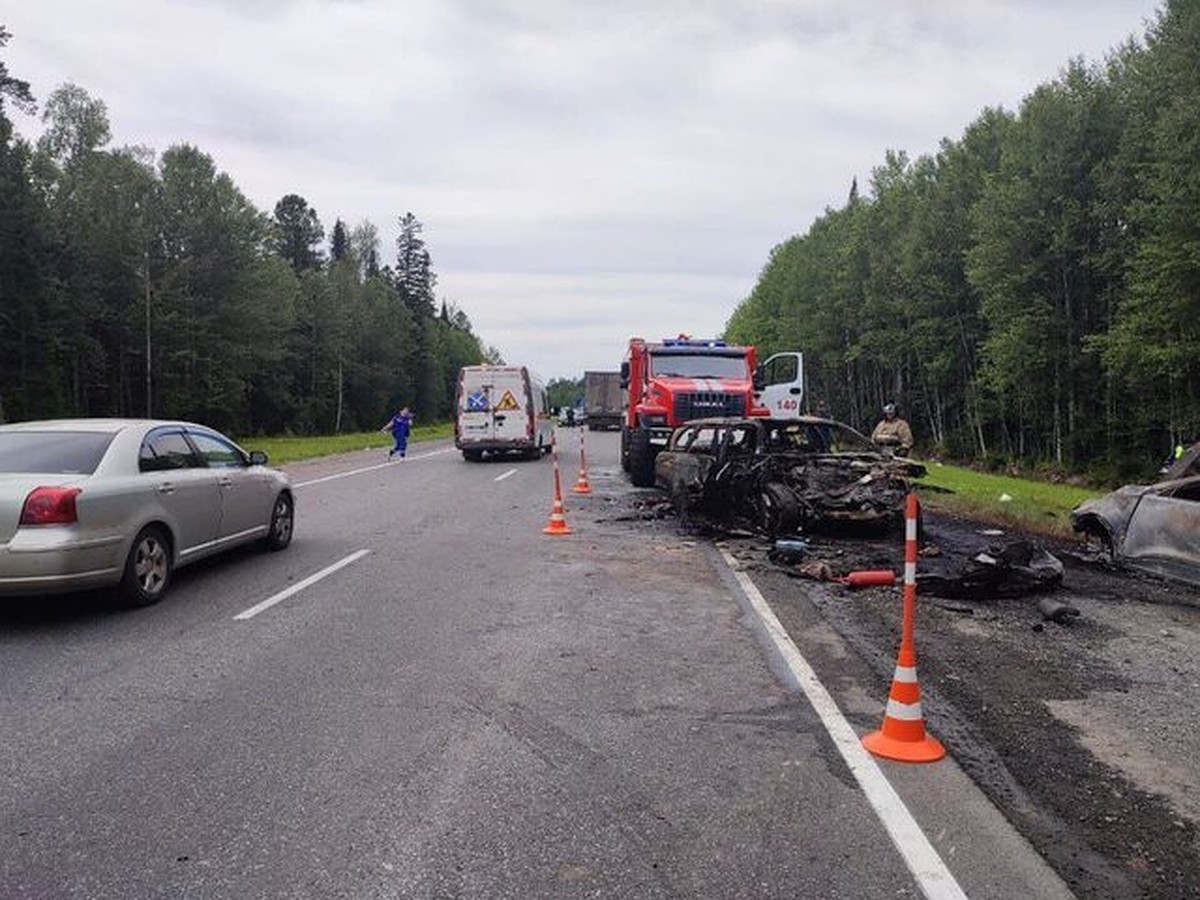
494,468 -> 518,482
716,546 -> 968,900
233,549 -> 371,620
294,447 -> 455,488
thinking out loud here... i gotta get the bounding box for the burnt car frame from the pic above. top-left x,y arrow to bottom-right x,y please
1071,473 -> 1200,588
653,416 -> 925,536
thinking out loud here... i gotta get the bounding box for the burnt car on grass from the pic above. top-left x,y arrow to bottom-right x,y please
653,416 -> 925,536
1070,470 -> 1200,588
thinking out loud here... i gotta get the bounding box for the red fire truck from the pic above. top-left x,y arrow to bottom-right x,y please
619,336 -> 804,486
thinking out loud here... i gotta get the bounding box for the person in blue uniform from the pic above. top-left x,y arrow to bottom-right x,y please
382,407 -> 414,458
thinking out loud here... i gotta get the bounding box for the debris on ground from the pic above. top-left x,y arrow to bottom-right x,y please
916,539 -> 1064,600
1036,596 -> 1081,623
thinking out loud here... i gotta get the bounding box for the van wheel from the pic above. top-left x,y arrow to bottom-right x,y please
118,525 -> 172,607
462,449 -> 483,462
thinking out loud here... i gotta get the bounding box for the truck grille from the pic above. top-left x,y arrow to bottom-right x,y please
674,392 -> 745,421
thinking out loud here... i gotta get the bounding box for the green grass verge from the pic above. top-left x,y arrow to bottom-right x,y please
239,422 -> 453,465
917,459 -> 1103,537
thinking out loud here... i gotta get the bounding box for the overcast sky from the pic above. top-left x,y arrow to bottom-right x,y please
4,1 -> 1160,380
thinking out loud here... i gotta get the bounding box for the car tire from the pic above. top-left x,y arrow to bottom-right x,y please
264,492 -> 294,551
629,427 -> 656,487
756,483 -> 801,536
620,427 -> 631,472
462,449 -> 483,462
118,525 -> 173,607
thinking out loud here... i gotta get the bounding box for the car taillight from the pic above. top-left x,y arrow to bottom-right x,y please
19,487 -> 82,526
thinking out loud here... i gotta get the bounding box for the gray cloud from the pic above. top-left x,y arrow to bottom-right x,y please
4,0 -> 1159,377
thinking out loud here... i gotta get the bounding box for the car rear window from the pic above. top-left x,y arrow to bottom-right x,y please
0,431 -> 116,474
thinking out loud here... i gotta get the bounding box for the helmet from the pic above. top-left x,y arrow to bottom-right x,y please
883,403 -> 896,415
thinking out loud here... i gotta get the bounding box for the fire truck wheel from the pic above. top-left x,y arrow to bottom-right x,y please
628,428 -> 656,487
620,427 -> 632,472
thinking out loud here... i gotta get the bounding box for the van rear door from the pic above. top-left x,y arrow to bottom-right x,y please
488,371 -> 531,445
460,368 -> 530,446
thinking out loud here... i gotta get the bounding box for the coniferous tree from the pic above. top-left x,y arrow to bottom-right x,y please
273,193 -> 325,272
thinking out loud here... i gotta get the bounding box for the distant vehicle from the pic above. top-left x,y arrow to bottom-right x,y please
455,365 -> 553,461
0,419 -> 294,606
620,336 -> 804,487
583,371 -> 623,431
1071,473 -> 1200,588
653,416 -> 924,536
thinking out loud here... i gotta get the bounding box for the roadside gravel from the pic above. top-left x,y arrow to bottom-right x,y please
729,511 -> 1200,900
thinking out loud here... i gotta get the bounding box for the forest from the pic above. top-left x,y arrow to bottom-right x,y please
0,28 -> 497,437
725,0 -> 1198,480
5,5 -> 1199,476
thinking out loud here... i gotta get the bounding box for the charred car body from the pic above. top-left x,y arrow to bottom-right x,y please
653,416 -> 925,536
1071,471 -> 1200,588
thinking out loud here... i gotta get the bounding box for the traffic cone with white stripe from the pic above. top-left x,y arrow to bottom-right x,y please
543,430 -> 572,535
861,493 -> 945,763
572,427 -> 593,495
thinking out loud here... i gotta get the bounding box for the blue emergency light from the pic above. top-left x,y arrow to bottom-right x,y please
660,337 -> 726,347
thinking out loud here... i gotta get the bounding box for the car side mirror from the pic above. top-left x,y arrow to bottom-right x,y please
248,450 -> 269,466
620,361 -> 630,388
752,365 -> 765,390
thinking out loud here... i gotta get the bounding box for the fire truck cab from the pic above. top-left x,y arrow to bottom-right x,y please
619,336 -> 804,487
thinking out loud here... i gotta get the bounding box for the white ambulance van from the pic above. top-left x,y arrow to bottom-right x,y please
454,365 -> 553,461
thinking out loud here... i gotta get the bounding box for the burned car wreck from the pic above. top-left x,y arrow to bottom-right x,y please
1071,471 -> 1200,588
653,416 -> 925,536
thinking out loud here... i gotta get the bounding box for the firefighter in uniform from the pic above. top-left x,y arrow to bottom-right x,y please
871,403 -> 914,456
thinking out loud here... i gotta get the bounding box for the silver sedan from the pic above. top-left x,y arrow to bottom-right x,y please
0,419 -> 294,606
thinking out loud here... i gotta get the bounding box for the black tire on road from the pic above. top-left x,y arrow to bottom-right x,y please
462,449 -> 483,461
628,427 -> 656,487
620,426 -> 631,472
118,525 -> 172,607
756,483 -> 801,536
264,492 -> 294,551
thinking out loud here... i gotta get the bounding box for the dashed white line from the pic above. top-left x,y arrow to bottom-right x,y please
494,468 -> 518,482
234,549 -> 371,620
293,447 -> 455,488
716,545 -> 968,900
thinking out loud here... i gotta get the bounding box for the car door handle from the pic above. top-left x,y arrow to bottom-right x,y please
789,388 -> 801,394
157,483 -> 175,495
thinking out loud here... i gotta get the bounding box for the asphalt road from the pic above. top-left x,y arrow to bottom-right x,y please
2,431 -> 1070,899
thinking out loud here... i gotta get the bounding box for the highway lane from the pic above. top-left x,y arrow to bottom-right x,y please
1,431 -> 1063,898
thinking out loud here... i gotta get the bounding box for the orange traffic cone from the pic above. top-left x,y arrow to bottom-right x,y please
861,494 -> 945,763
572,427 -> 592,494
860,646 -> 944,763
543,431 -> 572,535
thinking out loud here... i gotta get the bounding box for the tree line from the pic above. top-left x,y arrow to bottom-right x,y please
0,30 -> 498,436
726,1 -> 1198,480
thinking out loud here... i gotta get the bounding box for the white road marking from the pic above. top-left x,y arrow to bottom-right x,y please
234,549 -> 371,620
494,468 -> 518,482
717,545 -> 968,900
294,447 -> 455,488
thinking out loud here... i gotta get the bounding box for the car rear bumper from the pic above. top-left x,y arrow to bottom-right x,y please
0,530 -> 125,595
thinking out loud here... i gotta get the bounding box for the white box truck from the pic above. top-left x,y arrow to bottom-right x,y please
454,365 -> 553,461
